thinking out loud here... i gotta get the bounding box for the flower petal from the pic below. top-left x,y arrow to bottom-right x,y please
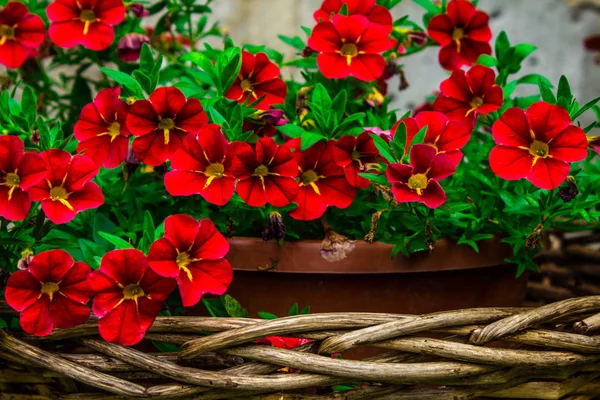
18,152 -> 48,189
527,102 -> 573,142
489,145 -> 532,181
164,214 -> 200,252
177,259 -> 232,307
528,157 -> 570,190
492,107 -> 531,147
548,126 -> 588,162
127,99 -> 160,136
150,87 -> 186,118
440,69 -> 471,102
164,170 -> 208,196
0,135 -> 23,172
350,54 -> 386,82
420,180 -> 448,208
316,53 -> 351,79
427,14 -> 454,46
28,249 -> 74,283
60,261 -> 92,303
0,186 -> 31,221
428,152 -> 456,181
20,296 -> 53,336
98,300 -> 147,346
174,98 -> 208,134
5,270 -> 41,312
147,238 -> 180,278
289,186 -> 328,221
65,154 -> 99,191
49,295 -> 90,329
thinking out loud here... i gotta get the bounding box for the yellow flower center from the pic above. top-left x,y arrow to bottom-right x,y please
4,172 -> 20,187
351,150 -> 361,161
301,169 -> 319,184
470,96 -> 484,109
205,163 -> 225,178
123,284 -> 145,300
340,43 -> 358,57
107,121 -> 121,140
80,9 -> 96,22
0,24 -> 15,40
50,186 -> 69,201
253,164 -> 269,177
41,282 -> 60,301
408,173 -> 428,195
452,28 -> 465,41
241,79 -> 253,92
176,252 -> 197,282
529,140 -> 549,158
158,118 -> 175,130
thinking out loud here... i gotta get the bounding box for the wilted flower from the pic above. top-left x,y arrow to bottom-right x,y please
29,130 -> 40,146
17,248 -> 34,270
262,212 -> 286,242
321,221 -> 356,262
118,33 -> 150,62
557,176 -> 579,203
128,3 -> 149,17
0,266 -> 8,291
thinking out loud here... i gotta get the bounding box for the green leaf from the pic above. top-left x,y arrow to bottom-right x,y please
476,54 -> 497,67
153,341 -> 180,352
222,294 -> 247,317
370,134 -> 396,163
311,83 -> 332,111
339,3 -> 349,15
300,132 -> 326,150
517,74 -> 552,86
138,43 -> 155,76
78,239 -> 102,269
181,52 -> 219,89
331,90 -> 347,126
511,43 -> 537,64
258,311 -> 278,320
556,75 -> 572,103
571,96 -> 600,120
404,126 -> 427,160
288,303 -> 299,316
218,47 -> 243,95
99,68 -> 144,98
413,0 -> 439,14
538,78 -> 556,104
494,31 -> 511,64
277,123 -> 306,138
360,172 -> 389,185
278,34 -> 305,50
21,85 -> 37,125
98,232 -> 134,249
299,305 -> 311,314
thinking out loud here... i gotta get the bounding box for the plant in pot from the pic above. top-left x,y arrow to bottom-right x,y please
0,0 -> 599,348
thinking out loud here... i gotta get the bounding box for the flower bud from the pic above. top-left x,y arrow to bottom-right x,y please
262,212 -> 286,242
557,176 -> 579,203
118,33 -> 150,62
128,3 -> 149,17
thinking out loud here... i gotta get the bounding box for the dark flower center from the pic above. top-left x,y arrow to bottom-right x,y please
205,163 -> 225,178
107,121 -> 121,139
452,28 -> 465,41
80,9 -> 97,22
41,282 -> 60,301
123,284 -> 145,300
340,43 -> 358,57
408,173 -> 428,194
50,186 -> 69,201
0,25 -> 15,40
158,118 -> 175,130
4,172 -> 20,187
253,165 -> 269,177
470,96 -> 484,109
351,150 -> 361,161
529,140 -> 549,158
241,79 -> 253,92
301,169 -> 319,184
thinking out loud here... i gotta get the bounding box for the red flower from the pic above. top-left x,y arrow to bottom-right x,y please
127,87 -> 208,166
0,136 -> 46,221
48,0 -> 126,51
308,14 -> 393,82
427,0 -> 492,71
74,87 -> 131,169
164,124 -> 251,206
225,51 -> 287,110
386,144 -> 455,208
288,139 -> 356,221
87,249 -> 176,346
313,0 -> 392,32
257,336 -> 312,349
391,111 -> 471,166
27,150 -> 104,224
231,137 -> 299,207
433,65 -> 503,128
490,102 -> 588,190
148,214 -> 232,307
0,2 -> 45,69
5,250 -> 91,336
332,132 -> 378,188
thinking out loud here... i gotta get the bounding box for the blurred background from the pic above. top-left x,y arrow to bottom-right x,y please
207,0 -> 600,126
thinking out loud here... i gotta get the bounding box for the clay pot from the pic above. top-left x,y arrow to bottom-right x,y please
223,237 -> 527,317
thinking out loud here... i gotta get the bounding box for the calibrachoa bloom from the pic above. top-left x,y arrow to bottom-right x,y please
0,2 -> 45,69
5,250 -> 91,336
332,131 -> 378,188
391,111 -> 471,166
127,87 -> 208,166
313,0 -> 392,31
427,0 -> 492,71
87,249 -> 176,346
225,51 -> 287,110
148,214 -> 232,307
165,124 -> 251,206
490,102 -> 588,190
308,14 -> 394,82
386,144 -> 455,208
48,0 -> 126,51
0,136 -> 46,221
231,137 -> 299,207
289,139 -> 356,221
27,150 -> 104,224
74,87 -> 131,169
433,65 -> 503,128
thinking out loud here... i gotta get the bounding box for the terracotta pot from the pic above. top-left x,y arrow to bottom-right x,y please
221,237 -> 527,317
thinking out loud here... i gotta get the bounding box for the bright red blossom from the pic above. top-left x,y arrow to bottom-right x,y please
427,0 -> 492,71
392,111 -> 471,166
386,144 -> 455,208
225,51 -> 287,110
48,0 -> 125,51
257,336 -> 312,349
0,136 -> 46,221
87,249 -> 176,346
27,150 -> 104,224
74,87 -> 131,169
0,2 -> 45,69
288,139 -> 356,221
165,124 -> 251,206
148,214 -> 232,307
308,14 -> 394,82
314,0 -> 392,31
433,65 -> 503,128
127,87 -> 208,166
332,132 -> 378,188
490,102 -> 588,190
5,250 -> 91,336
231,137 -> 299,207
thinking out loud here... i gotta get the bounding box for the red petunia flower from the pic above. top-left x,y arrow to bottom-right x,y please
148,214 -> 232,307
288,139 -> 356,221
26,150 -> 104,224
391,111 -> 471,166
386,144 -> 455,208
5,250 -> 91,336
257,336 -> 312,349
127,87 -> 208,166
0,136 -> 46,221
313,0 -> 392,32
489,102 -> 588,190
427,0 -> 492,71
308,14 -> 394,82
332,132 -> 378,188
231,137 -> 299,207
224,51 -> 287,110
0,2 -> 45,69
433,65 -> 503,128
48,0 -> 126,51
87,249 -> 176,346
74,87 -> 131,169
165,124 -> 251,206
